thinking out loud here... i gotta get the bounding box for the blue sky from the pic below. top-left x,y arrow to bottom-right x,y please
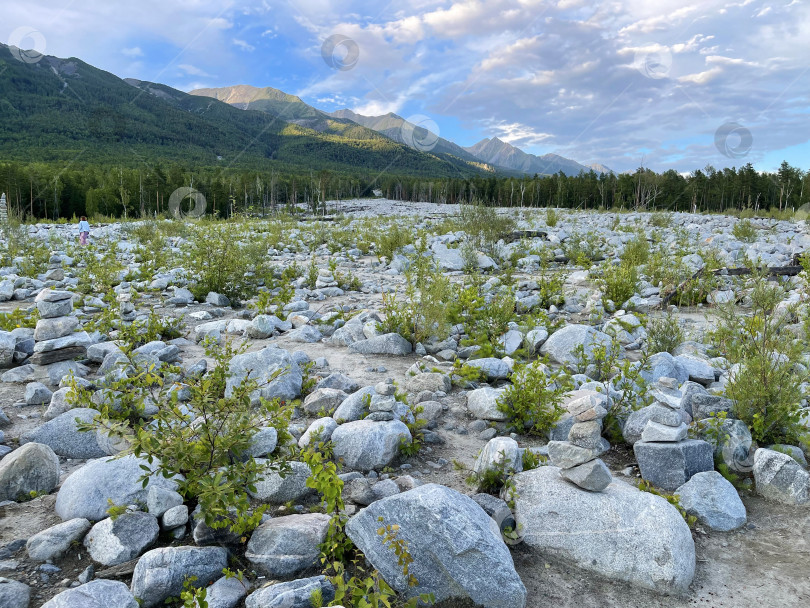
3,0 -> 809,173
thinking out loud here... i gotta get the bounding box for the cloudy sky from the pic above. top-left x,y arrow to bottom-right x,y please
3,0 -> 808,173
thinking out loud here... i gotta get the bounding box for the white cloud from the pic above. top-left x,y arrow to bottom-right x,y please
121,46 -> 143,57
178,64 -> 214,77
232,38 -> 255,52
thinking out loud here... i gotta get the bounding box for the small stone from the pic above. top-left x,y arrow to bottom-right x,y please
567,421 -> 603,449
547,441 -> 599,469
560,458 -> 613,492
641,421 -> 688,442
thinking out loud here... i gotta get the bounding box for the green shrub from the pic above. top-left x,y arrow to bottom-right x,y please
649,212 -> 672,228
645,313 -> 684,354
710,276 -> 807,445
374,224 -> 413,261
456,201 -> 516,256
598,262 -> 639,307
0,307 -> 39,331
545,208 -> 560,227
732,219 -> 757,242
496,361 -> 572,436
620,234 -> 650,267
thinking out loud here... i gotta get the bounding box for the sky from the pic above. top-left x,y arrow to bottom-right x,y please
2,0 -> 809,174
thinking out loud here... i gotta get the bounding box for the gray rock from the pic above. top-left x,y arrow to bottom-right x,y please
331,420 -> 411,471
675,471 -> 746,531
405,373 -> 451,394
640,421 -> 688,442
525,327 -> 549,353
344,477 -> 376,506
0,577 -> 30,608
21,408 -> 108,459
84,512 -> 159,566
539,324 -> 613,369
647,404 -> 683,427
348,333 -> 412,355
466,387 -> 508,421
302,388 -> 347,416
24,381 -> 53,405
246,513 -> 330,576
244,427 -> 278,459
640,352 -> 688,386
0,442 -> 60,502
246,315 -> 290,339
547,412 -> 575,442
622,405 -> 657,446
560,458 -> 613,491
249,461 -> 312,504
244,575 -> 334,608
547,440 -> 599,469
464,357 -> 510,381
287,325 -> 322,343
332,386 -> 376,423
225,347 -> 302,403
471,493 -> 516,533
346,484 -> 526,607
298,417 -> 338,449
130,546 -> 229,608
56,455 -> 178,521
690,394 -> 734,421
498,329 -> 524,355
0,332 -> 16,368
634,439 -> 714,491
753,448 -> 810,505
34,316 -> 80,341
510,466 -> 694,593
674,354 -> 715,386
473,437 -> 522,486
314,373 -> 359,393
372,478 -> 400,501
767,444 -> 808,466
161,505 -> 188,530
27,518 -> 92,561
206,292 -> 230,307
568,420 -> 603,449
42,580 -> 137,608
146,487 -> 184,517
35,290 -> 74,319
679,382 -> 708,417
43,387 -> 75,420
86,342 -> 121,364
202,575 -> 250,608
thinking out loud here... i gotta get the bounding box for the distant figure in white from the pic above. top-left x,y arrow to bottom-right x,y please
78,216 -> 90,245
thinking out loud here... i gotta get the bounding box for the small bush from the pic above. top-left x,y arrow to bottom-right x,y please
621,234 -> 650,267
496,361 -> 572,435
732,219 -> 757,242
645,313 -> 684,354
0,307 -> 39,331
545,208 -> 560,227
599,262 -> 639,307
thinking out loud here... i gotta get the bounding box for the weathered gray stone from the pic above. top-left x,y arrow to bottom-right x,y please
634,439 -> 714,491
640,421 -> 688,443
547,440 -> 599,469
640,352 -> 688,386
405,373 -> 451,394
34,316 -> 80,341
346,484 -> 526,607
510,466 -> 695,594
130,546 -> 229,608
24,381 -> 52,405
244,427 -> 278,459
622,405 -> 657,446
27,518 -> 92,561
42,580 -> 137,608
753,448 -> 810,505
146,486 -> 183,517
0,332 -> 16,368
466,387 -> 508,421
161,505 -> 188,530
0,577 -> 30,608
464,357 -> 510,381
35,289 -> 73,319
332,386 -> 376,423
539,324 -> 613,369
348,333 -> 412,355
21,408 -> 108,459
302,388 -> 347,416
674,354 -> 715,386
246,513 -> 330,577
675,471 -> 746,531
56,455 -> 178,521
473,437 -> 522,487
287,325 -> 322,343
0,442 -> 60,502
331,420 -> 411,471
690,394 -> 734,421
560,458 -> 613,491
568,420 -> 603,449
84,512 -> 160,566
249,461 -> 312,504
244,576 -> 334,608
202,575 -> 250,608
298,417 -> 338,448
314,373 -> 359,393
225,347 -> 302,403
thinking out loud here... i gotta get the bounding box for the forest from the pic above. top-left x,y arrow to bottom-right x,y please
0,159 -> 807,221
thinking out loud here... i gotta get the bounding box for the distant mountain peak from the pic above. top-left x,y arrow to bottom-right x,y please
463,137 -> 610,176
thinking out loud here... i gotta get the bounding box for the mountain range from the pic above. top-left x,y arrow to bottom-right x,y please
192,85 -> 611,176
0,43 -> 609,177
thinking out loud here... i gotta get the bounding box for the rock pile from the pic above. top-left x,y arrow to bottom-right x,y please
634,378 -> 713,491
548,391 -> 612,491
30,289 -> 89,365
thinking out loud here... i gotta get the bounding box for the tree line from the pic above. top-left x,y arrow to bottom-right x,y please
0,160 -> 807,220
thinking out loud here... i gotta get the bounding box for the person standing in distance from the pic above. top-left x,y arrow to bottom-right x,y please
78,216 -> 90,245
